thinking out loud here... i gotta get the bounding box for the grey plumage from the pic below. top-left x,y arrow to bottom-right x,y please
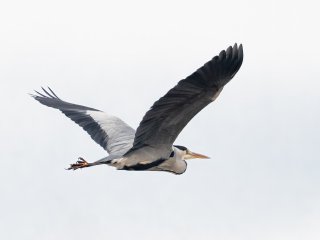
32,43 -> 243,174
125,43 -> 243,161
31,87 -> 135,156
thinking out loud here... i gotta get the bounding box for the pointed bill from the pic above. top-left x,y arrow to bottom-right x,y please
185,151 -> 210,159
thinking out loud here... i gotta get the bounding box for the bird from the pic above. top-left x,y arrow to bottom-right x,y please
31,43 -> 243,175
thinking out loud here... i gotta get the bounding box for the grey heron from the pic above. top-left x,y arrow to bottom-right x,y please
32,43 -> 243,174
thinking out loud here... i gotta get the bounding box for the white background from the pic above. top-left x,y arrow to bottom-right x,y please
1,0 -> 320,239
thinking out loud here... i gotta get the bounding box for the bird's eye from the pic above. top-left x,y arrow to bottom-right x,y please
170,151 -> 174,157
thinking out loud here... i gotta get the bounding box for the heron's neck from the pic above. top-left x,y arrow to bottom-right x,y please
172,146 -> 185,160
168,148 -> 186,174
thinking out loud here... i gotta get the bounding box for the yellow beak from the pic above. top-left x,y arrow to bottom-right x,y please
185,150 -> 210,160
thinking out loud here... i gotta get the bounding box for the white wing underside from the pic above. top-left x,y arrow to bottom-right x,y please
87,110 -> 135,155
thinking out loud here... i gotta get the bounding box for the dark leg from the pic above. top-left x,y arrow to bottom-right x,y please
66,157 -> 92,170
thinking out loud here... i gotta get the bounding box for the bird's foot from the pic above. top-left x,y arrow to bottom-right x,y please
66,157 -> 90,170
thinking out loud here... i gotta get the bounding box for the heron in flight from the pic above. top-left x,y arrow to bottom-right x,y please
32,43 -> 243,174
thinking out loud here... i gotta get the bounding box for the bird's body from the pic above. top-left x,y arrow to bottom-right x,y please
109,146 -> 188,174
32,43 -> 243,174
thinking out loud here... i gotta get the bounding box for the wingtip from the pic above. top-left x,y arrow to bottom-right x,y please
232,43 -> 243,50
30,87 -> 60,99
238,43 -> 243,52
231,43 -> 244,62
47,86 -> 60,99
238,43 -> 244,61
28,92 -> 36,98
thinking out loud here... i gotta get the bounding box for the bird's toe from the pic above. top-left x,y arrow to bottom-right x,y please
66,157 -> 89,170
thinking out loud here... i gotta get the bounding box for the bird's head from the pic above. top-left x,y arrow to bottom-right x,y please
173,145 -> 210,160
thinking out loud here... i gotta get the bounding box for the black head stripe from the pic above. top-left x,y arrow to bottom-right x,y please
174,145 -> 187,151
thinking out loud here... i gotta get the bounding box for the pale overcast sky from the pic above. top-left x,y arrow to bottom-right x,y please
1,0 -> 320,239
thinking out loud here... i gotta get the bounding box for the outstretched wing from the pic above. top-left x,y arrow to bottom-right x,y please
31,88 -> 135,155
126,43 -> 243,160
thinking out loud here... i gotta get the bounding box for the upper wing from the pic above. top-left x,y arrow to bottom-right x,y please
31,88 -> 135,155
126,43 -> 243,159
